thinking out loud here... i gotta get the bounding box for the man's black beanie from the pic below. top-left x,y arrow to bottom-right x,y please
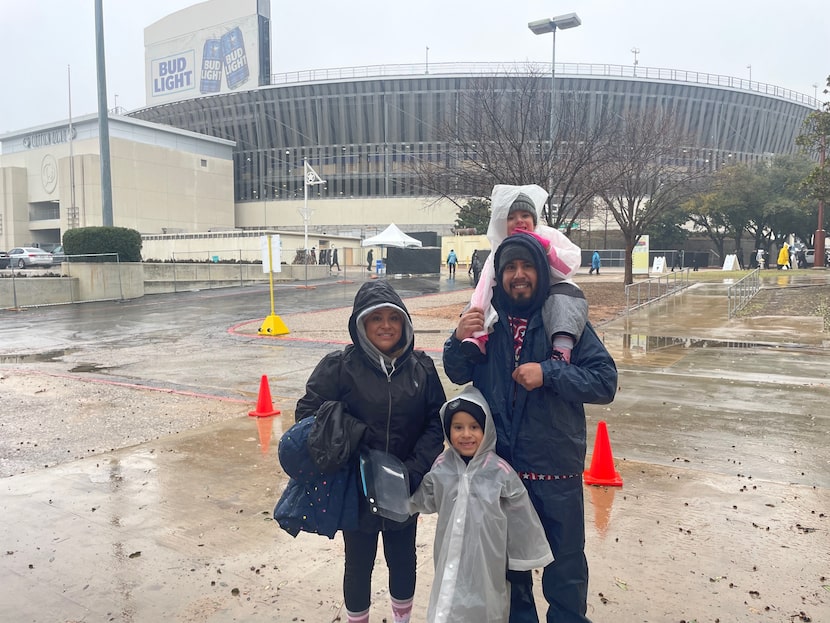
497,236 -> 536,275
492,232 -> 550,315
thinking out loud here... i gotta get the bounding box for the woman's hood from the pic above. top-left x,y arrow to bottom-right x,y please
348,280 -> 414,363
439,385 -> 496,460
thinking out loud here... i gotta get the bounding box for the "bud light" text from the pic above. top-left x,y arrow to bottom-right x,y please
153,54 -> 195,95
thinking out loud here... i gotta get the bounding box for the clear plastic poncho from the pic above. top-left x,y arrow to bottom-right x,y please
410,386 -> 553,623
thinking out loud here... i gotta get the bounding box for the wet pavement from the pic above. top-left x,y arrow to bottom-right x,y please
1,269 -> 828,622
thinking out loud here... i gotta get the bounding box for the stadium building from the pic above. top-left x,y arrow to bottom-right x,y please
132,61 -> 817,240
0,0 -> 818,255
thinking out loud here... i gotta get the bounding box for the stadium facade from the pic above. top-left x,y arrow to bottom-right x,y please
130,61 -> 818,238
0,0 -> 818,252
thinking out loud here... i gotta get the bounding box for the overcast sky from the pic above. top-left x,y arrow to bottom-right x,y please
1,0 -> 827,134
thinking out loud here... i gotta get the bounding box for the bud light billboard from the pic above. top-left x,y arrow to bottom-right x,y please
145,0 -> 267,105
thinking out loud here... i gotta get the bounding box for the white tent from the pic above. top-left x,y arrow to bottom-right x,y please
361,223 -> 422,248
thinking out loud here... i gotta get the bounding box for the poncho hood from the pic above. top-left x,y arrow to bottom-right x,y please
487,184 -> 549,244
439,385 -> 495,464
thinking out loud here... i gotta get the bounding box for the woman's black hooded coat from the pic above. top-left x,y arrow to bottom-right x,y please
295,280 -> 446,531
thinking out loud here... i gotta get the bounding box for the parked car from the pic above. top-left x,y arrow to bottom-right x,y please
0,250 -> 9,269
804,248 -> 830,267
7,247 -> 54,268
50,245 -> 66,264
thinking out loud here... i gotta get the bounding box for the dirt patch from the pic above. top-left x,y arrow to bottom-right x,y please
739,284 -> 830,326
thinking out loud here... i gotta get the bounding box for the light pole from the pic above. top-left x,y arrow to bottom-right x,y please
528,12 -> 582,215
816,134 -> 826,268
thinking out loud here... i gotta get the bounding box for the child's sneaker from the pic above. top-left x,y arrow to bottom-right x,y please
551,334 -> 573,363
551,349 -> 571,363
460,336 -> 487,363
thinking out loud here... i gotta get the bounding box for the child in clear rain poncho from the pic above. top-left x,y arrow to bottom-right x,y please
460,184 -> 587,363
409,386 -> 553,623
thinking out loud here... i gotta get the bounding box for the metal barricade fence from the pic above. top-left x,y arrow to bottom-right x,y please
726,268 -> 761,318
625,269 -> 691,314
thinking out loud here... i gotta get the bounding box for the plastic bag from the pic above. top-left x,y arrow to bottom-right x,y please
358,449 -> 411,522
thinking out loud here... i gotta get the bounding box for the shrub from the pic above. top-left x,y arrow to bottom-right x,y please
63,227 -> 143,262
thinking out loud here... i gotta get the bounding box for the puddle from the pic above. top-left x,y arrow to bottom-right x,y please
587,486 -> 617,538
619,334 -> 807,353
0,348 -> 78,364
69,363 -> 114,373
254,415 -> 277,455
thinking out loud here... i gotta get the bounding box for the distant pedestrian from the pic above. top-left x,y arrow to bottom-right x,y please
755,249 -> 765,269
331,247 -> 341,272
796,248 -> 807,269
447,249 -> 458,279
671,250 -> 683,271
777,243 -> 790,270
367,249 -> 374,272
469,250 -> 483,286
589,250 -> 601,275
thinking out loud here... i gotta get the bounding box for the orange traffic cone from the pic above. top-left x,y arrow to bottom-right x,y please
248,375 -> 281,417
583,420 -> 623,486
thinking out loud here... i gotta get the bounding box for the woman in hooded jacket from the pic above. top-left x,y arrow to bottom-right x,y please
295,280 -> 446,623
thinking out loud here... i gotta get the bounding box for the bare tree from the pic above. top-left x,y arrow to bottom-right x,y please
594,109 -> 707,284
411,65 -> 615,232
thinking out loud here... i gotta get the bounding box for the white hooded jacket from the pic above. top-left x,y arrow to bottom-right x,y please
410,386 -> 553,623
470,183 -> 583,338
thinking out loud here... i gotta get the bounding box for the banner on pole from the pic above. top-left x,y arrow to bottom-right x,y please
632,235 -> 650,275
260,234 -> 281,273
304,161 -> 325,186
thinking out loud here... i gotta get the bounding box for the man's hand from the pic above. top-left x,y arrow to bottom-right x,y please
455,307 -> 485,341
512,362 -> 543,390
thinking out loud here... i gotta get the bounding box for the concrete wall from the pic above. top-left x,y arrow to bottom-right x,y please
0,166 -> 30,251
140,229 -> 364,265
0,262 -> 331,309
141,262 -> 328,294
235,196 -> 459,237
0,276 -> 80,308
63,262 -> 146,301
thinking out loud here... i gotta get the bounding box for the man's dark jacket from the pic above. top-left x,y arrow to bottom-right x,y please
443,233 -> 617,475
